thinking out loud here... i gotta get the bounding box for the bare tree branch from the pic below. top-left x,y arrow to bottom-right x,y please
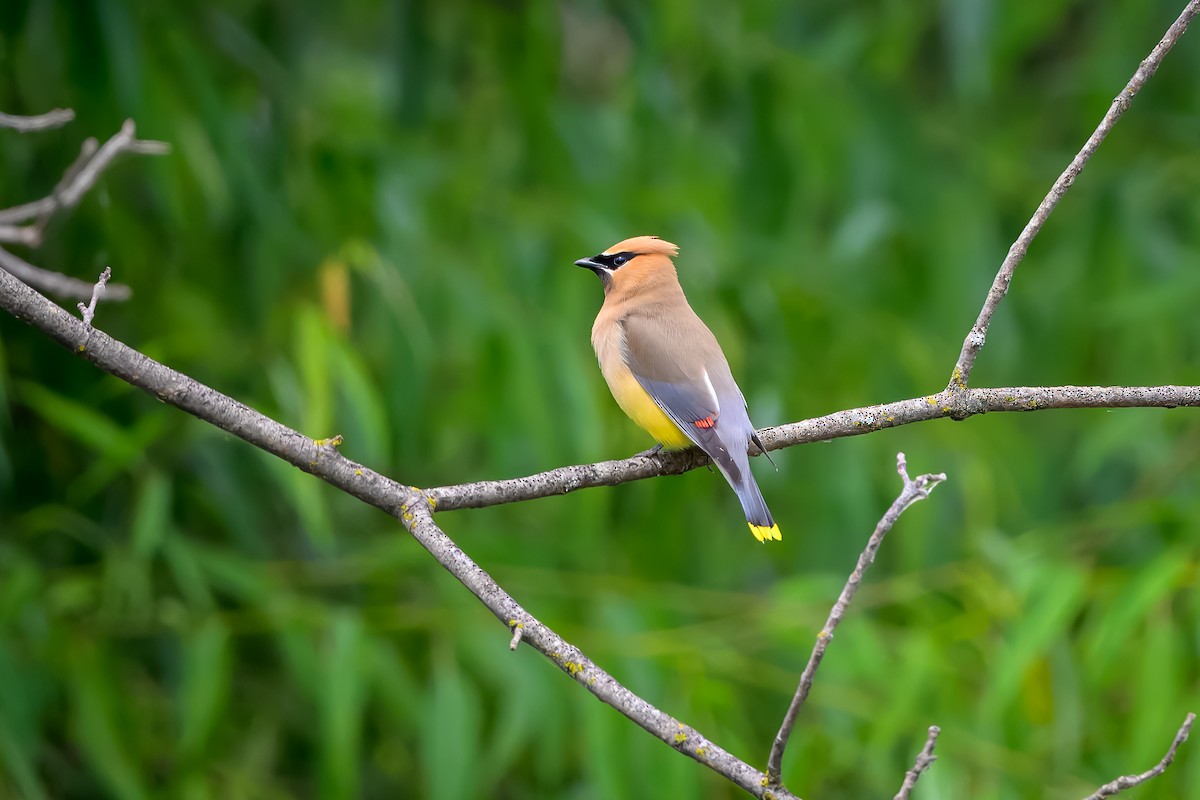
0,108 -> 75,132
894,726 -> 941,800
947,0 -> 1200,390
1081,713 -> 1195,800
0,117 -> 161,303
409,494 -> 806,798
0,247 -> 132,302
766,454 -> 946,785
0,264 -> 806,800
0,138 -> 98,225
0,118 -> 170,247
427,385 -> 1200,512
54,120 -> 169,210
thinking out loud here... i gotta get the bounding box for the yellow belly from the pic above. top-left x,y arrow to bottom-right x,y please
607,368 -> 692,449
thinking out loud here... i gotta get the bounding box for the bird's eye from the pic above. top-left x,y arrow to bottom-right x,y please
612,255 -> 628,267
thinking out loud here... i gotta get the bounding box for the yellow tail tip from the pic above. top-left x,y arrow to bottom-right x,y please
749,523 -> 782,542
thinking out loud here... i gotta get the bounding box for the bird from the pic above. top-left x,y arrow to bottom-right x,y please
575,235 -> 780,542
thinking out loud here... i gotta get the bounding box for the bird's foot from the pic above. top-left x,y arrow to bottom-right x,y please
632,443 -> 663,459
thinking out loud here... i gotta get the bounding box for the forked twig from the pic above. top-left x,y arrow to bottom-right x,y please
78,267 -> 112,327
0,118 -> 169,247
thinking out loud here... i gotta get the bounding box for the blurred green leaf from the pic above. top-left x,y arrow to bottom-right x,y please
981,562 -> 1088,724
69,645 -> 149,800
420,645 -> 481,800
15,380 -> 142,463
319,613 -> 366,800
131,469 -> 171,559
0,720 -> 48,800
1082,547 -> 1190,677
178,618 -> 232,761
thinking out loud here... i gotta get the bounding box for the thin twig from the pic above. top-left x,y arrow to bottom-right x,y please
509,624 -> 524,651
894,726 -> 941,800
1080,713 -> 1195,799
765,454 -> 947,785
0,138 -> 97,225
0,248 -> 132,303
125,140 -> 171,156
426,385 -> 1200,512
947,0 -> 1200,390
77,267 -> 112,327
28,137 -> 101,238
0,108 -> 75,132
54,121 -> 169,211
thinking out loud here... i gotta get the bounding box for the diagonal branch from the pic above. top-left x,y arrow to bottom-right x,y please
0,266 -> 405,509
405,503 -> 802,799
0,247 -> 132,303
894,726 -> 941,800
0,137 -> 98,225
427,385 -> 1200,512
766,454 -> 946,785
1081,713 -> 1195,799
947,0 -> 1200,390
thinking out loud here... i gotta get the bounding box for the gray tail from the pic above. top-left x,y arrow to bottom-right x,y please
733,473 -> 775,529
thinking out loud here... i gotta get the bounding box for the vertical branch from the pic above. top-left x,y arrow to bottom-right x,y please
766,454 -> 946,785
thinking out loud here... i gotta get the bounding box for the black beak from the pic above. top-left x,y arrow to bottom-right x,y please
575,255 -> 612,286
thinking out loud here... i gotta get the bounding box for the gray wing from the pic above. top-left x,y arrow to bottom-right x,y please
621,312 -> 750,483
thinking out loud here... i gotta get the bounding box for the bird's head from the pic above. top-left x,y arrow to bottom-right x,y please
574,235 -> 680,293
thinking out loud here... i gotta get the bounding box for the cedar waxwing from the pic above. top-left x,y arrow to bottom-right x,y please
575,236 -> 781,542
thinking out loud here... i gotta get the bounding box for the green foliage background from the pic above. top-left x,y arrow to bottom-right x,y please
2,1 -> 1200,797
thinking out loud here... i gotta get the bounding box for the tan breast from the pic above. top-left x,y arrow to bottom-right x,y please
591,309 -> 692,448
